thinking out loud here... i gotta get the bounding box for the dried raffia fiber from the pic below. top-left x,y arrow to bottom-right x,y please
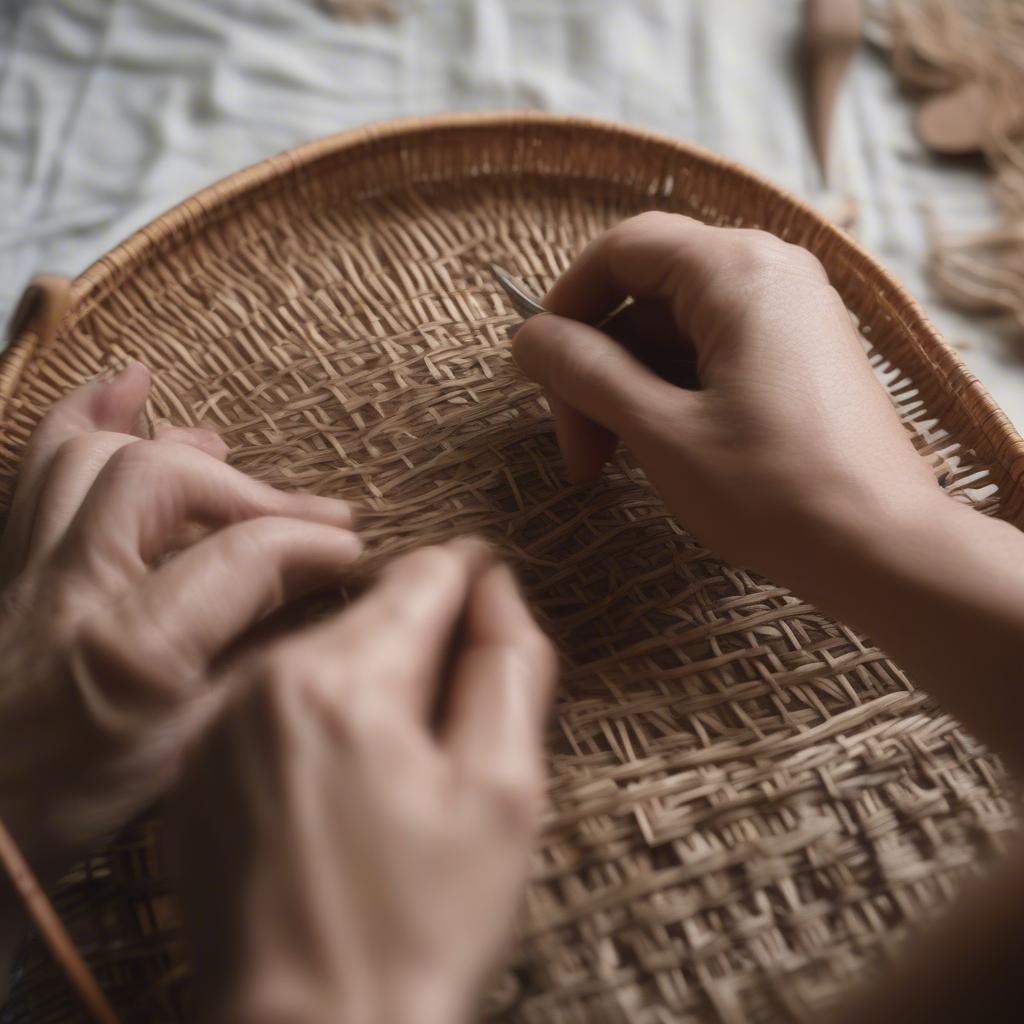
0,114 -> 1022,1023
884,0 -> 1024,333
319,0 -> 397,22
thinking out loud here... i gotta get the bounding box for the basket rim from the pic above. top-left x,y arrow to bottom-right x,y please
3,110 -> 1022,500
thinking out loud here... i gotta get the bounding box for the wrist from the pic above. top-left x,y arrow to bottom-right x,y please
788,483 -> 1024,766
767,477 -> 953,600
784,480 -> 983,625
803,484 -> 990,609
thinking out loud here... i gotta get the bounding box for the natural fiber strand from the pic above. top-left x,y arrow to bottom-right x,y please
887,0 -> 1024,334
0,115 -> 1019,1024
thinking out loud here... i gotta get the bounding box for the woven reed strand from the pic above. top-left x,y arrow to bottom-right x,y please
0,114 -> 1020,1024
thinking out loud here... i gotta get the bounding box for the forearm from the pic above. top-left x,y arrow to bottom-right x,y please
791,489 -> 1024,769
830,841 -> 1024,1024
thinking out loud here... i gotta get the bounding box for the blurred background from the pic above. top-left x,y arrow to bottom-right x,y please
0,0 -> 1018,424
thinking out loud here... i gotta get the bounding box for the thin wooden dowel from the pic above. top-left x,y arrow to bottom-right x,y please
0,817 -> 120,1024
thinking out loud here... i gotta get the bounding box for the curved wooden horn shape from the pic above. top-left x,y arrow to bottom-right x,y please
804,0 -> 864,182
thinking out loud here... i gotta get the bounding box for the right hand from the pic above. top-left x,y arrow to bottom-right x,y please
170,540 -> 556,1024
512,212 -> 945,581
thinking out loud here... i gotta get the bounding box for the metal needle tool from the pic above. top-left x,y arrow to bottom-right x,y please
489,263 -> 546,337
489,263 -> 700,390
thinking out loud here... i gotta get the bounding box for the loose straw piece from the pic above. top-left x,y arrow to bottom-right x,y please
0,816 -> 120,1024
885,0 -> 1024,333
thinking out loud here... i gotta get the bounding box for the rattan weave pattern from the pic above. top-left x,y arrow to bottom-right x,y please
0,114 -> 1020,1023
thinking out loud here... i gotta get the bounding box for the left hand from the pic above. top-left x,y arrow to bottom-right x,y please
0,362 -> 360,901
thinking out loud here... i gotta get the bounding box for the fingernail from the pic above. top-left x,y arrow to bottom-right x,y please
117,360 -> 149,382
329,498 -> 356,529
505,319 -> 527,340
195,428 -> 228,455
345,502 -> 364,529
98,360 -> 147,389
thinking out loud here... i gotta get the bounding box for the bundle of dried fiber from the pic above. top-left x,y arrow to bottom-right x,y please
886,0 -> 1024,333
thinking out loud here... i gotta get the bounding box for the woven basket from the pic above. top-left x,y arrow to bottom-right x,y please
1,112 -> 1021,1024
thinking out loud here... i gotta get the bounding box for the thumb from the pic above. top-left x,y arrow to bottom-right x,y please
0,362 -> 152,583
512,312 -> 686,452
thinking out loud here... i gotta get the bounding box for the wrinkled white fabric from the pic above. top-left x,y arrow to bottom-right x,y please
0,0 -> 1017,425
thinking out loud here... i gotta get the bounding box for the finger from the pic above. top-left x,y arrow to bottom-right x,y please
513,313 -> 688,445
25,427 -> 229,570
832,842 -> 1024,1024
600,299 -> 699,383
536,300 -> 692,482
306,537 -> 493,718
442,562 -> 556,771
542,212 -> 712,324
524,216 -> 716,479
79,518 -> 362,701
0,363 -> 150,581
547,392 -> 618,483
544,212 -> 827,344
155,425 -> 229,461
59,441 -> 354,579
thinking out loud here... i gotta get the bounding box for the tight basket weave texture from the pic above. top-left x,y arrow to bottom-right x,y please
0,113 -> 1021,1024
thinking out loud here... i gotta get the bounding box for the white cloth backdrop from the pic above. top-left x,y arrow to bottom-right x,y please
1,0 -> 1019,426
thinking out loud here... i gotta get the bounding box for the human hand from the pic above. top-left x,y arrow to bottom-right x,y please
169,540 -> 556,1024
0,362 -> 359,894
512,212 -> 944,582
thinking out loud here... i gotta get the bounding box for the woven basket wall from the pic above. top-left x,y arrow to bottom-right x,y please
1,113 -> 1021,1024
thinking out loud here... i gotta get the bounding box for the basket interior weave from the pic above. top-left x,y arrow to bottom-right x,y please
0,115 -> 1020,1024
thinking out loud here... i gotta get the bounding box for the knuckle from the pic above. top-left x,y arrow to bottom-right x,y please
73,609 -> 119,664
77,605 -> 152,670
255,644 -> 350,723
104,437 -> 200,482
480,763 -> 545,831
211,520 -> 291,609
216,517 -> 284,565
258,647 -> 321,702
607,211 -> 685,264
620,210 -> 679,238
254,651 -> 399,757
73,607 -> 186,707
52,431 -> 120,467
42,434 -> 135,495
102,438 -> 159,479
731,230 -> 826,282
691,231 -> 832,338
781,241 -> 828,280
249,652 -> 319,727
392,544 -> 462,589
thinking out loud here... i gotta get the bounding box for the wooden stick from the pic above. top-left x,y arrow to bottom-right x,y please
0,817 -> 120,1024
